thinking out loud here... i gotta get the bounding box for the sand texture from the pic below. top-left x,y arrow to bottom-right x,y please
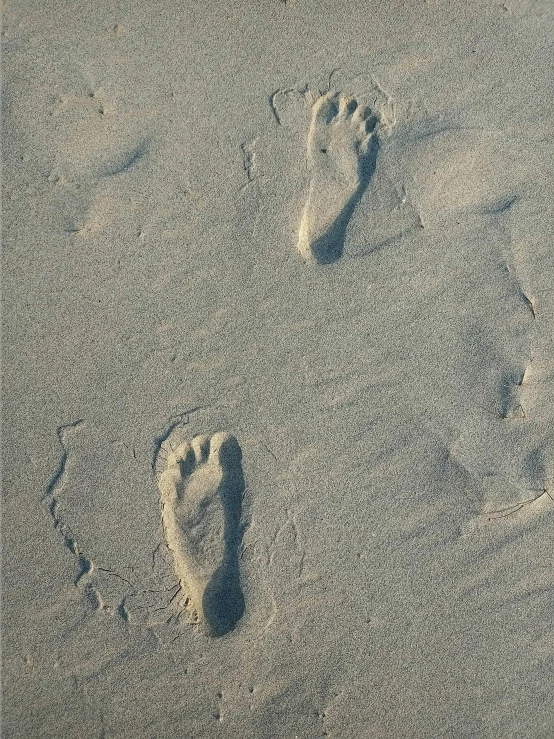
2,0 -> 554,736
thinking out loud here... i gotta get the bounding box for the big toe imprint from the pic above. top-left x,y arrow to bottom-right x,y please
157,429 -> 245,637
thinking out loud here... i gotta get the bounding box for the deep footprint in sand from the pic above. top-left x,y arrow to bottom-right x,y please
156,429 -> 245,637
298,92 -> 381,264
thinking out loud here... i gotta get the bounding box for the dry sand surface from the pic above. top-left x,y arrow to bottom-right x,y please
2,0 -> 554,736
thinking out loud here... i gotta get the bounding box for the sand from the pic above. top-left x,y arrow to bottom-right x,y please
2,0 -> 554,736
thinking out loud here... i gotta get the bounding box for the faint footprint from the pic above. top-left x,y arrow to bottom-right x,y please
298,93 -> 381,264
156,429 -> 245,637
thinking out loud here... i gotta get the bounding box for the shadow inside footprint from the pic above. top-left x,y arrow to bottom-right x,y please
202,436 -> 246,637
310,136 -> 380,265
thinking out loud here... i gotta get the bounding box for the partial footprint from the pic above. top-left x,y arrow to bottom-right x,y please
298,93 -> 381,264
156,429 -> 245,637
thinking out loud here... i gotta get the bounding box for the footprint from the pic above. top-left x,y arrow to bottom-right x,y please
298,92 -> 381,264
156,429 -> 245,637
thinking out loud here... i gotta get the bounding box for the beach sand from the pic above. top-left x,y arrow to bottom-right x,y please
2,0 -> 554,736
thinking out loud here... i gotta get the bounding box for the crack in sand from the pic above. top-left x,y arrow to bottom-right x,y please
43,420 -> 92,585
